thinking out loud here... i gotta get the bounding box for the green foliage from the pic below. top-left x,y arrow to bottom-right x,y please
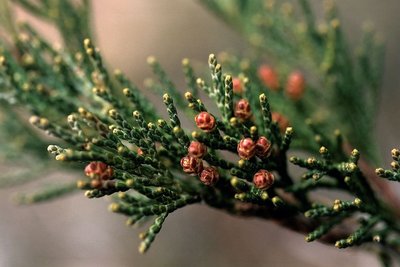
0,0 -> 399,265
376,149 -> 400,181
201,0 -> 384,162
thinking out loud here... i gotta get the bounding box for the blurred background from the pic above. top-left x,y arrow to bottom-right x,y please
1,0 -> 400,266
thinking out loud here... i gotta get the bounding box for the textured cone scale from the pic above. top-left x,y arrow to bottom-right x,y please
232,77 -> 243,94
258,64 -> 279,91
286,71 -> 305,101
200,167 -> 219,186
234,99 -> 252,120
188,141 -> 207,158
271,112 -> 290,133
84,161 -> 113,180
195,112 -> 216,132
253,169 -> 275,190
237,138 -> 256,160
180,155 -> 203,175
256,136 -> 272,158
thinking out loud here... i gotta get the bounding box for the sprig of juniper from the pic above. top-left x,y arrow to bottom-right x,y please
201,0 -> 384,163
0,0 -> 399,265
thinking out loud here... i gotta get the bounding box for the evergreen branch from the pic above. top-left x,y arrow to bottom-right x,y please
0,0 -> 399,263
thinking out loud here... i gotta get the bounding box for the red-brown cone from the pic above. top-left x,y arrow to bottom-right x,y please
253,169 -> 274,190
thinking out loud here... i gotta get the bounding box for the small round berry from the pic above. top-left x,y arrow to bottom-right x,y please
84,161 -> 113,180
234,99 -> 252,120
271,112 -> 290,133
180,155 -> 203,175
195,112 -> 216,132
137,148 -> 144,156
286,71 -> 305,101
258,64 -> 279,91
237,138 -> 256,160
253,170 -> 274,190
200,167 -> 219,186
188,141 -> 207,158
232,77 -> 243,94
255,136 -> 272,158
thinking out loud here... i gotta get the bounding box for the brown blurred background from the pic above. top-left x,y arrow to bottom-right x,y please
1,1 -> 400,266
